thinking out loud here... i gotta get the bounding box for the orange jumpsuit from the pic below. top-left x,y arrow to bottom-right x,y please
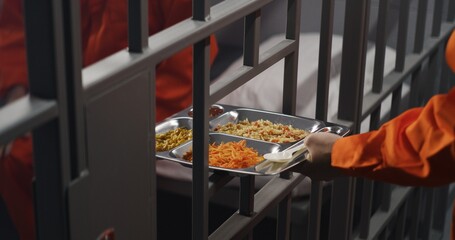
332,30 -> 455,239
0,0 -> 218,239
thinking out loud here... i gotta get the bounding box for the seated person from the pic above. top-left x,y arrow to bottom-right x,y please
0,1 -> 217,239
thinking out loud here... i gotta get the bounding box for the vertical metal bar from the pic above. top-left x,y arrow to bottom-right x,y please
307,181 -> 323,240
410,66 -> 423,108
276,194 -> 292,240
378,229 -> 387,240
192,2 -> 210,239
328,178 -> 356,240
431,0 -> 443,37
276,171 -> 292,239
62,0 -> 86,179
331,2 -> 368,238
395,0 -> 411,71
23,0 -> 71,239
282,0 -> 301,115
359,102 -> 380,239
372,0 -> 389,93
414,0 -> 428,53
244,10 -> 261,67
390,85 -> 403,118
409,188 -> 423,240
311,3 -> 335,236
424,48 -> 442,101
316,0 -> 335,121
337,0 -> 370,132
285,0 -> 301,40
370,107 -> 381,130
192,37 -> 211,240
358,180 -> 374,239
421,188 -> 435,239
128,0 -> 148,52
448,0 -> 455,21
380,184 -> 392,211
283,53 -> 298,115
239,176 -> 255,216
432,186 -> 449,233
394,201 -> 408,239
193,0 -> 210,21
440,54 -> 451,93
239,176 -> 255,240
150,69 -> 157,240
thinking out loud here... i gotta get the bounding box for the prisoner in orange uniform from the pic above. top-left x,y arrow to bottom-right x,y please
0,0 -> 218,239
292,30 -> 455,239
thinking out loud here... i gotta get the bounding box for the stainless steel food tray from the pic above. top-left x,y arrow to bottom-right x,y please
155,105 -> 350,176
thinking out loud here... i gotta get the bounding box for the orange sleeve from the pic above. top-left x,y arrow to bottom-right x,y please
0,137 -> 35,240
0,0 -> 27,98
332,87 -> 455,187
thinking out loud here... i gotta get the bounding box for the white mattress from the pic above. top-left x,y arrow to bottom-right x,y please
157,33 -> 400,197
217,33 -> 399,126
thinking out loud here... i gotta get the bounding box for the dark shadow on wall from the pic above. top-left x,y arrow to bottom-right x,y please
0,196 -> 19,240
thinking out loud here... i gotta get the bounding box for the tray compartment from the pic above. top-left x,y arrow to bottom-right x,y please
209,108 -> 324,143
169,133 -> 281,174
155,117 -> 193,152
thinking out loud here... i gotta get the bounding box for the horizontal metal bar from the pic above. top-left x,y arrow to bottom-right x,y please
83,0 -> 273,100
0,96 -> 58,145
209,173 -> 305,239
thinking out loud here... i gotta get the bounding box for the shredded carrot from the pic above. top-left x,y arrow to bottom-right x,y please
182,140 -> 264,169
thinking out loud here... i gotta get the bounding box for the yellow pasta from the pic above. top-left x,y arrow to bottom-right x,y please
156,127 -> 192,152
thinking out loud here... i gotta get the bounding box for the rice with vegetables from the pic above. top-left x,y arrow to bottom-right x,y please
213,119 -> 308,143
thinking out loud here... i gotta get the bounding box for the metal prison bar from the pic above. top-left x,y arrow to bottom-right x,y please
0,1 -> 454,240
330,1 -> 455,240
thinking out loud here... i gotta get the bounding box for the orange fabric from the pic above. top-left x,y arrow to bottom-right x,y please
332,30 -> 455,239
0,137 -> 34,240
332,88 -> 455,186
0,1 -> 218,239
0,0 -> 27,98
